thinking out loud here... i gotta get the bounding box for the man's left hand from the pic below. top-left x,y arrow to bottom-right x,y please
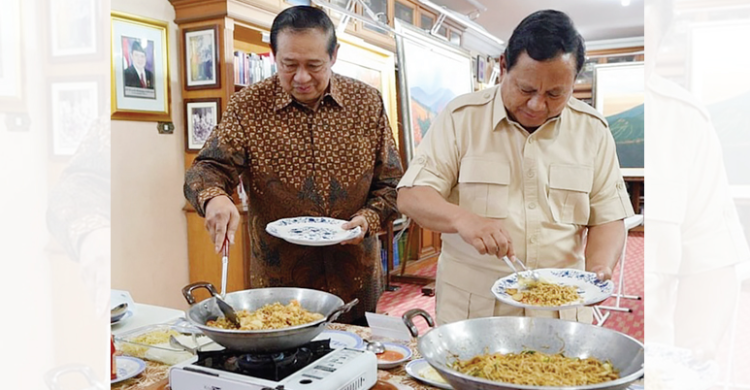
340,216 -> 368,245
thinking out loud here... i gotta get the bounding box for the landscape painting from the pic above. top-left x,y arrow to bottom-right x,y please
395,20 -> 474,164
594,62 -> 645,175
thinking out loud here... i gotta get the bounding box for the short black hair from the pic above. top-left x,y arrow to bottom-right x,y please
504,10 -> 585,76
270,6 -> 337,58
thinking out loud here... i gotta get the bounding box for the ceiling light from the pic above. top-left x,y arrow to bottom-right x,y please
621,0 -> 631,6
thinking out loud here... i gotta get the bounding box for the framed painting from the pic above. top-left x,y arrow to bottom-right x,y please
593,62 -> 645,177
0,0 -> 23,111
185,98 -> 221,151
332,35 -> 398,144
50,0 -> 98,58
395,20 -> 474,164
50,79 -> 100,156
691,22 -> 750,191
110,12 -> 171,122
184,25 -> 220,90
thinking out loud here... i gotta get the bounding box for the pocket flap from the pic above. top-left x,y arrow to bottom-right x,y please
549,164 -> 593,193
459,158 -> 510,185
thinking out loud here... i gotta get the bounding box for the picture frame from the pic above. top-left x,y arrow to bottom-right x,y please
593,62 -> 644,177
50,0 -> 98,58
184,25 -> 220,90
185,98 -> 221,151
50,79 -> 101,156
395,20 -> 474,165
110,11 -> 171,122
476,55 -> 486,84
332,34 -> 398,145
0,0 -> 23,111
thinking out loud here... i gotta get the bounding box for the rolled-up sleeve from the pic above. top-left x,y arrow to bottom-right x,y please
588,125 -> 635,225
398,108 -> 459,199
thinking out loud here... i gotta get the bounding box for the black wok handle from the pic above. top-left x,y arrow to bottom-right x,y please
402,308 -> 435,338
182,281 -> 220,305
325,298 -> 359,323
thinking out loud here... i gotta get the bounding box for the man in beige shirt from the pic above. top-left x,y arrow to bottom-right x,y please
397,9 -> 634,325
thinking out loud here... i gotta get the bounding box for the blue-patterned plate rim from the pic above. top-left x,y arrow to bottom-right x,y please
111,356 -> 146,384
491,268 -> 614,310
265,216 -> 362,246
312,329 -> 364,349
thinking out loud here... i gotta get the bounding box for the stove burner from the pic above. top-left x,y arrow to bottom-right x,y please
194,339 -> 334,382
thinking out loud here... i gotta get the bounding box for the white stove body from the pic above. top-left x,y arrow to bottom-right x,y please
169,348 -> 378,390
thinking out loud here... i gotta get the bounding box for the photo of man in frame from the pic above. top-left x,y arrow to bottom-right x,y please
122,36 -> 155,99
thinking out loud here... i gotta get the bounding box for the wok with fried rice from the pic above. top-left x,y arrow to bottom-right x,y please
182,282 -> 357,353
402,309 -> 644,390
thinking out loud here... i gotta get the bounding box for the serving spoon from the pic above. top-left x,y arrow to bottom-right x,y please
501,256 -> 541,288
111,302 -> 129,322
364,339 -> 385,354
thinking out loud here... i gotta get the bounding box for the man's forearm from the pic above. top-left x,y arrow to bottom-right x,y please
585,219 -> 626,279
397,186 -> 466,234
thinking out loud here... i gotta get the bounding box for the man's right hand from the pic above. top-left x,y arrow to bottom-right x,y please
205,195 -> 240,253
454,212 -> 514,259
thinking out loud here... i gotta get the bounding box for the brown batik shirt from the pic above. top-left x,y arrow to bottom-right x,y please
184,73 -> 403,322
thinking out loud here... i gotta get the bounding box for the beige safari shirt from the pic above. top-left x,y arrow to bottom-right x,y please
398,85 -> 634,324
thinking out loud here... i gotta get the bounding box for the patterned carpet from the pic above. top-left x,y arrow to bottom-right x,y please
377,232 -> 645,340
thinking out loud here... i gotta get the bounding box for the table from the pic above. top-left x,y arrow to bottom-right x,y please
111,306 -> 644,390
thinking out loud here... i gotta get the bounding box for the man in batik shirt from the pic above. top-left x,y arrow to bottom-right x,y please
184,6 -> 403,325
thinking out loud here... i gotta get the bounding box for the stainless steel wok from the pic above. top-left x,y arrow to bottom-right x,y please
403,309 -> 644,390
182,282 -> 357,353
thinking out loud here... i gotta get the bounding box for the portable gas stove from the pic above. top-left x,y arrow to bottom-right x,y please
169,340 -> 378,390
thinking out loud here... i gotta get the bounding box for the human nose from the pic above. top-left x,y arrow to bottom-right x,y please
527,94 -> 545,111
294,67 -> 312,83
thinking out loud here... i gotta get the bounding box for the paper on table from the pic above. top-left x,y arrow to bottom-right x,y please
365,312 -> 412,342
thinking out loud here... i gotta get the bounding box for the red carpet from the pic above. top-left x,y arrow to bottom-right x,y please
377,232 -> 645,340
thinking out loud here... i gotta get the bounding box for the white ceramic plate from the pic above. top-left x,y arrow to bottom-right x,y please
376,342 -> 412,369
491,268 -> 614,310
111,356 -> 146,384
405,358 -> 453,389
312,329 -> 364,349
265,216 -> 361,246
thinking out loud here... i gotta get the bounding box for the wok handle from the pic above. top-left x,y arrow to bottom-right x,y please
182,281 -> 220,305
325,298 -> 359,323
402,309 -> 435,338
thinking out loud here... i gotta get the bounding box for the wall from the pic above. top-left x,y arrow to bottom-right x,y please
111,0 -> 190,310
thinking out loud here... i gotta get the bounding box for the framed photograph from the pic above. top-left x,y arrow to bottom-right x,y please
395,20 -> 474,165
476,55 -> 486,83
184,25 -> 220,90
332,35 -> 398,145
50,80 -> 100,156
111,11 -> 171,122
185,98 -> 221,151
0,0 -> 23,111
50,0 -> 98,58
593,62 -> 644,177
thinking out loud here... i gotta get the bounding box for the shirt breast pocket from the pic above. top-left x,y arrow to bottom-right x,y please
548,164 -> 593,225
458,158 -> 510,218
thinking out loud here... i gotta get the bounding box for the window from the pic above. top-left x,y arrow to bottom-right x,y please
362,0 -> 388,33
394,1 -> 414,25
420,14 -> 433,31
449,30 -> 460,45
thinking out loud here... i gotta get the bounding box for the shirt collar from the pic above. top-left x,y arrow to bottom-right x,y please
273,73 -> 346,112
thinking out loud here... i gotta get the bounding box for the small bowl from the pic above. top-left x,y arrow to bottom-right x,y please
375,342 -> 412,369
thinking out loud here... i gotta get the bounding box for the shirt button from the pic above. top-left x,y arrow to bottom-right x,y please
417,156 -> 427,164
617,182 -> 624,189
526,170 -> 535,178
527,138 -> 534,144
529,235 -> 537,243
528,203 -> 536,209
483,93 -> 491,98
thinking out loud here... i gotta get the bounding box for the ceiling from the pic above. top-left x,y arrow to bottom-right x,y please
430,0 -> 645,44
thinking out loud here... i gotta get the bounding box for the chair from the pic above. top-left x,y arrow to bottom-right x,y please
593,214 -> 644,326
